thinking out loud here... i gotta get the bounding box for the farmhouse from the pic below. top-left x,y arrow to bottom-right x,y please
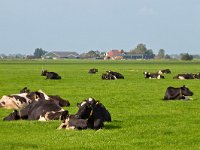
42,51 -> 80,59
104,50 -> 124,60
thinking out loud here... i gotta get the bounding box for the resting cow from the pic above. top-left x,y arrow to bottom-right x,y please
143,72 -> 164,79
41,70 -> 61,80
173,73 -> 195,79
102,70 -> 124,80
3,99 -> 69,121
163,85 -> 193,100
58,98 -> 111,130
158,69 -> 171,74
88,68 -> 98,74
0,88 -> 70,110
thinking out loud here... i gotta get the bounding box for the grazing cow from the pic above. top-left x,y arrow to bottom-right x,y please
3,100 -> 69,121
173,73 -> 195,80
158,69 -> 171,74
88,68 -> 98,74
143,72 -> 164,79
41,70 -> 61,80
163,85 -> 193,100
102,70 -> 124,80
59,98 -> 111,130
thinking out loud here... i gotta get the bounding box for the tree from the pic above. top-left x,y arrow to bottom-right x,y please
157,49 -> 165,59
33,48 -> 47,58
130,43 -> 147,54
180,53 -> 193,61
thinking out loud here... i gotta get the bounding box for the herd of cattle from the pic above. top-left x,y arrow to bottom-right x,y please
0,87 -> 111,130
0,68 -> 196,130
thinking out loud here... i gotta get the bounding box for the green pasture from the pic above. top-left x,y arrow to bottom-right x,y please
0,59 -> 200,150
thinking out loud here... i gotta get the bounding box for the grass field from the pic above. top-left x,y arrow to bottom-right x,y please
0,59 -> 200,150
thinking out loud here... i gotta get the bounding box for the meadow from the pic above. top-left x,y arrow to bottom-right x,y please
0,59 -> 200,150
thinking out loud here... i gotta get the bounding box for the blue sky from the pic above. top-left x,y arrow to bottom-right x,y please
0,0 -> 200,55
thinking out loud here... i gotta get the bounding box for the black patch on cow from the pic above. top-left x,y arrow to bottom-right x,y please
9,95 -> 27,104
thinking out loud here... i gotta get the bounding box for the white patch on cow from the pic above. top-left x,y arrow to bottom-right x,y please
158,70 -> 162,74
81,101 -> 87,106
88,98 -> 93,102
113,76 -> 117,80
157,75 -> 161,79
178,76 -> 185,80
38,90 -> 50,100
38,115 -> 47,121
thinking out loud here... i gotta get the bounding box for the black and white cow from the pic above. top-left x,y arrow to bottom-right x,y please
58,98 -> 111,130
173,73 -> 195,80
88,68 -> 98,74
158,69 -> 171,74
143,72 -> 165,79
0,89 -> 70,110
102,70 -> 124,80
3,99 -> 69,121
41,70 -> 61,80
194,73 -> 200,79
0,93 -> 36,110
163,85 -> 193,100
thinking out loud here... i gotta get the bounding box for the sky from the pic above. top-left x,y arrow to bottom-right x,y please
0,0 -> 200,55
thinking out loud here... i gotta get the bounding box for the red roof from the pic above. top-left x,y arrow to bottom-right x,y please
106,50 -> 123,57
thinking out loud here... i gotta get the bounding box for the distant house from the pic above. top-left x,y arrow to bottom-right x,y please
104,50 -> 124,60
123,53 -> 155,60
42,51 -> 80,59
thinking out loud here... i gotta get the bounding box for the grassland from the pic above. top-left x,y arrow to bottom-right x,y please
0,59 -> 200,150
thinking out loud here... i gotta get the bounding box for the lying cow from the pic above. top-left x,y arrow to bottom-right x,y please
173,73 -> 195,80
3,99 -> 69,121
143,72 -> 164,79
0,92 -> 37,110
163,85 -> 193,100
88,68 -> 98,74
58,98 -> 111,130
194,73 -> 200,79
0,88 -> 70,110
158,69 -> 171,74
20,87 -> 70,107
102,70 -> 124,80
41,70 -> 61,80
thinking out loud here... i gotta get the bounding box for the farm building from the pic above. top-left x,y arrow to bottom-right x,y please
42,51 -> 80,59
104,50 -> 124,60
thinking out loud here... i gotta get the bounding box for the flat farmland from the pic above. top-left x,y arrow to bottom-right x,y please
0,59 -> 200,150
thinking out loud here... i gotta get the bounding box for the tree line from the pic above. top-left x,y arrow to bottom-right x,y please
0,44 -> 198,61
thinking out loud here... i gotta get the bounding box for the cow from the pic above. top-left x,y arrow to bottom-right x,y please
158,69 -> 171,74
41,70 -> 61,80
0,92 -> 36,110
58,98 -> 111,130
88,68 -> 98,74
20,87 -> 70,107
163,85 -> 193,100
102,73 -> 117,80
143,72 -> 165,79
3,99 -> 69,121
173,73 -> 195,79
0,89 -> 70,110
194,73 -> 200,79
102,70 -> 124,80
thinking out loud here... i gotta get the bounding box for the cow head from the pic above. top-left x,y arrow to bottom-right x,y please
41,70 -> 48,76
180,85 -> 193,96
143,72 -> 151,78
20,87 -> 30,93
76,101 -> 92,119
